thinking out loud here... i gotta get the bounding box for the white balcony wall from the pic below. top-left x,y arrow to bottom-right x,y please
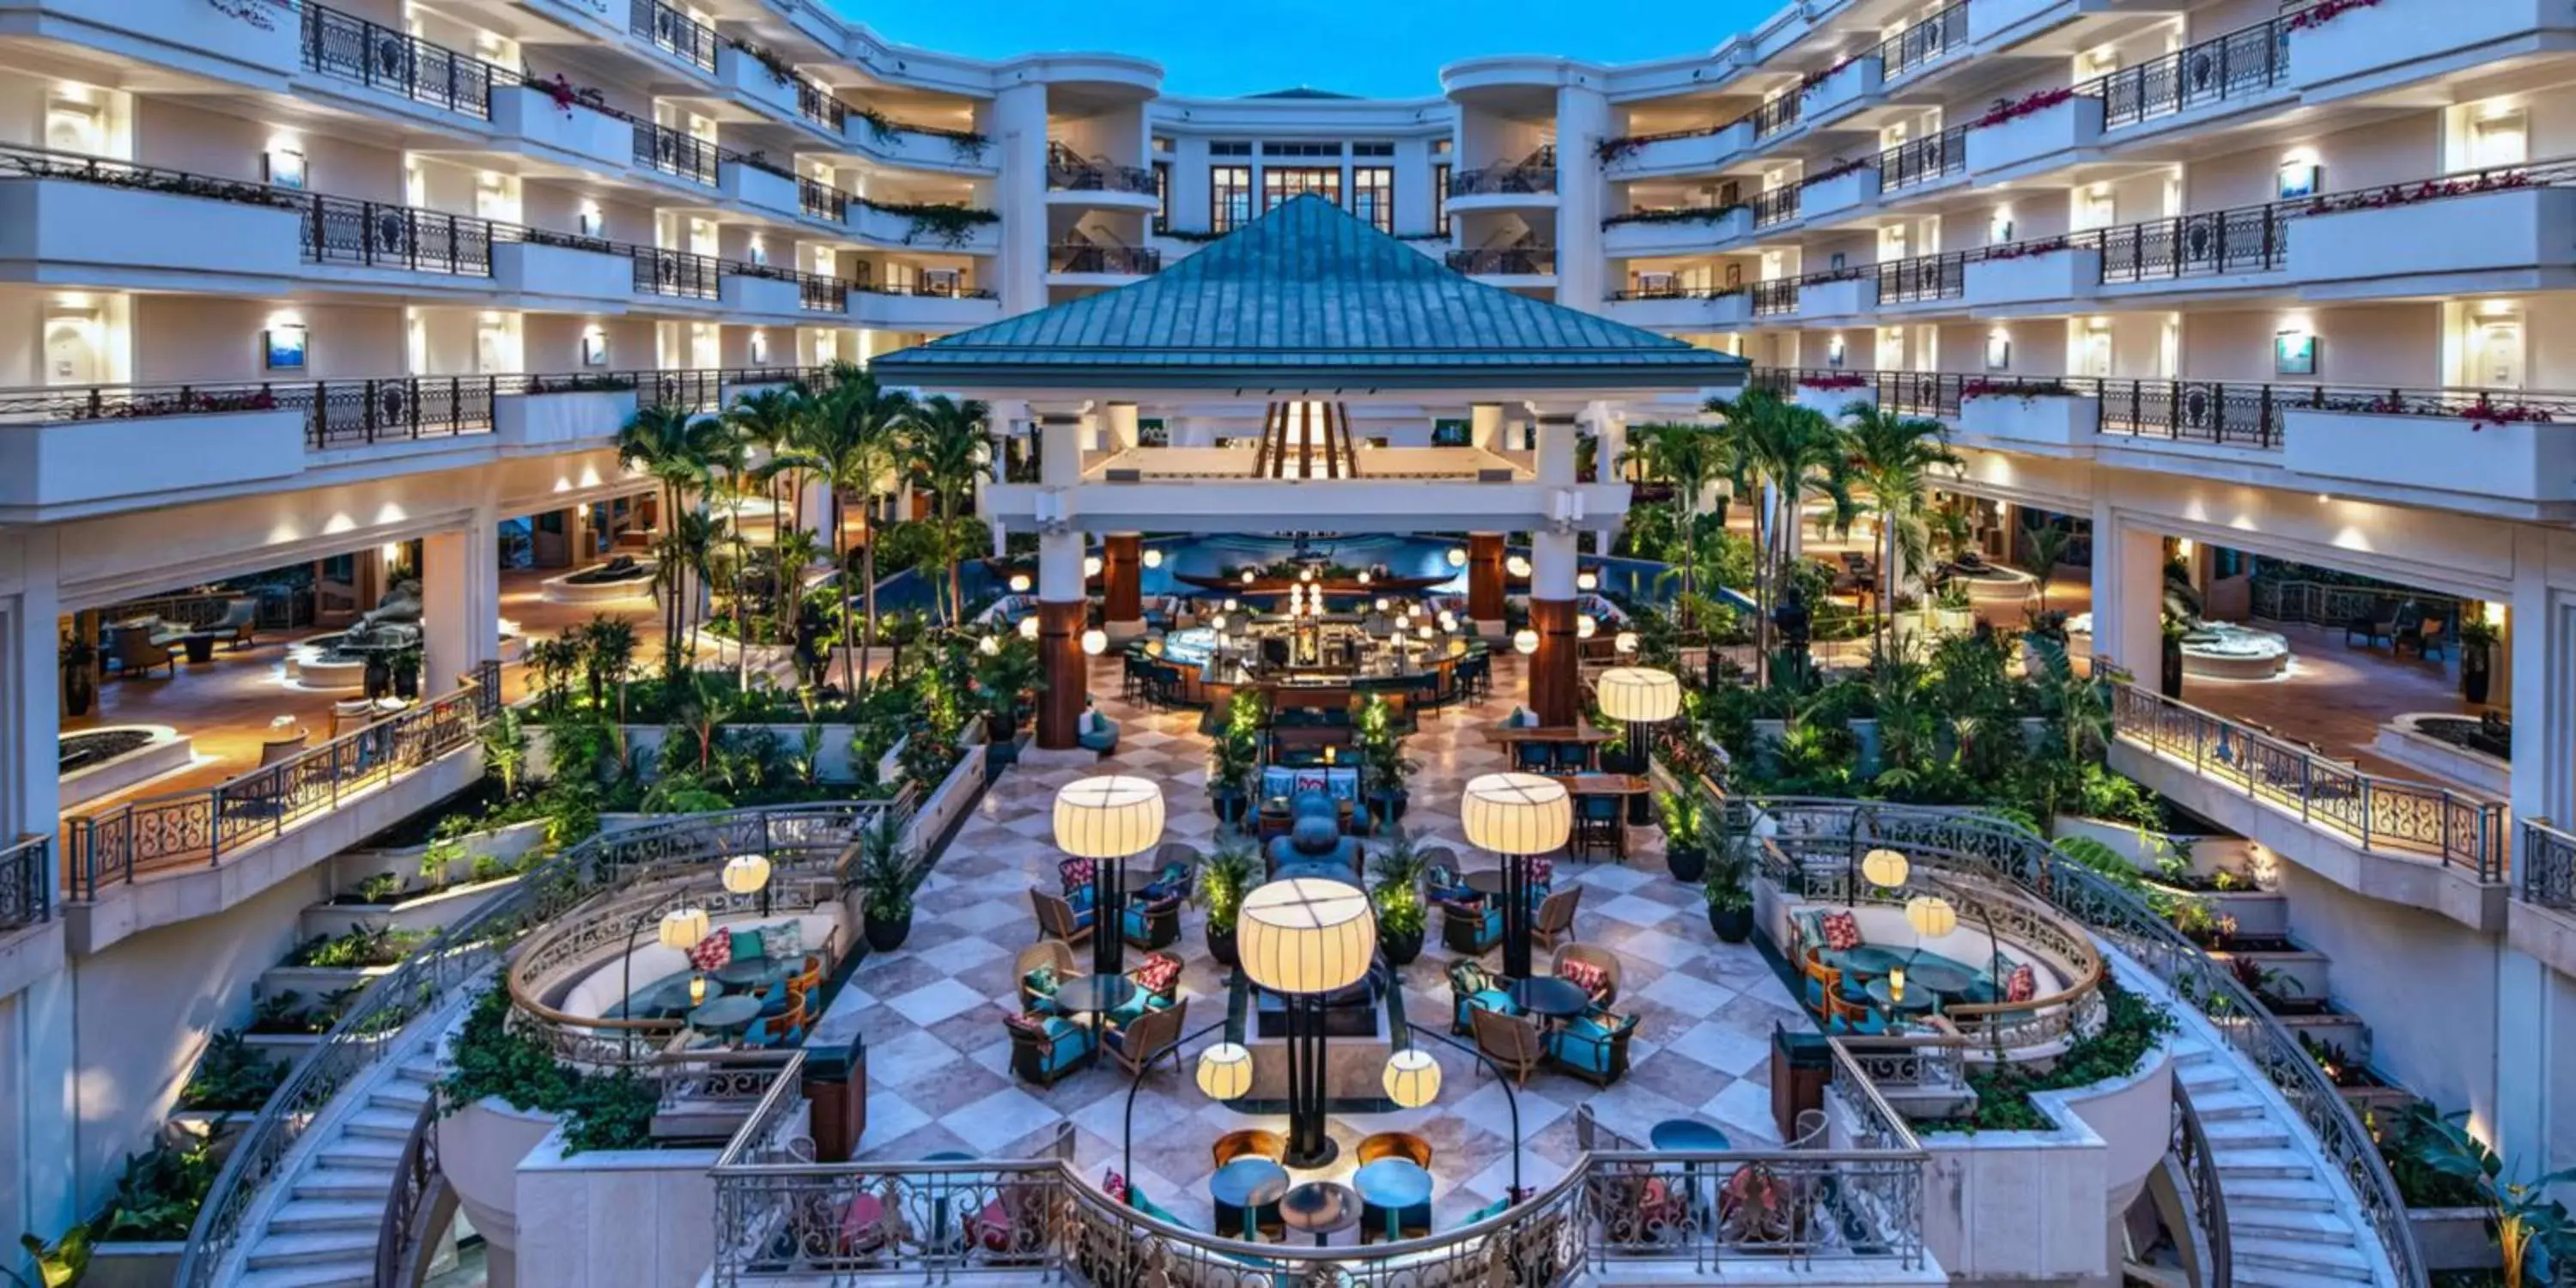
1958,393 -> 2099,451
492,86 -> 633,171
1604,208 -> 1753,257
1604,123 -> 1750,178
2283,409 -> 2576,504
2289,189 -> 2576,291
720,162 -> 804,219
717,46 -> 805,119
0,180 -> 301,282
1966,96 -> 2105,179
1965,247 -> 2104,308
849,291 -> 1004,330
494,242 -> 635,304
1801,167 -> 1880,223
1602,294 -> 1753,329
2290,0 -> 2576,97
1803,58 -> 1883,125
720,274 -> 803,315
0,409 -> 306,509
1794,276 -> 1872,319
495,389 -> 638,450
21,0 -> 299,79
850,204 -> 1001,254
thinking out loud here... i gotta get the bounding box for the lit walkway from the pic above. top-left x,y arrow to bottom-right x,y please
840,653 -> 1804,1230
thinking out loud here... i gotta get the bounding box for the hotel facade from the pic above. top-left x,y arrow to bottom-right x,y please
1,0 -> 2573,1285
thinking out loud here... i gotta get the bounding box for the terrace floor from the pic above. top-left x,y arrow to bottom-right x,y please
839,653 -> 1807,1232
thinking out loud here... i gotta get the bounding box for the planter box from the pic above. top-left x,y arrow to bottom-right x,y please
301,874 -> 524,939
720,161 -> 803,218
1965,246 -> 2103,307
1605,123 -> 1751,177
260,963 -> 398,999
495,388 -> 636,449
848,121 -> 994,172
0,176 -> 302,279
440,1096 -> 560,1255
492,85 -> 633,171
720,272 -> 803,315
2411,1208 -> 2505,1273
1799,167 -> 1880,222
493,240 -> 635,302
515,1130 -> 723,1288
2282,407 -> 2576,504
716,44 -> 803,118
1803,58 -> 1884,123
83,1241 -> 183,1288
525,723 -> 873,786
1603,207 -> 1751,256
1959,393 -> 2098,447
2289,187 -> 2576,288
2373,719 -> 2511,798
0,408 -> 306,510
1789,276 -> 1870,319
1966,95 -> 2105,178
2290,0 -> 2576,95
902,730 -> 987,855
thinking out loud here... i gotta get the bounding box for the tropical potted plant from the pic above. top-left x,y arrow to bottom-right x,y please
1657,790 -> 1709,883
389,644 -> 423,701
2401,1103 -> 2576,1288
853,812 -> 924,952
1196,840 -> 1260,969
59,631 -> 96,719
1933,581 -> 1975,635
1358,696 -> 1418,826
1367,828 -> 1431,965
1208,691 -> 1262,828
2160,612 -> 2190,699
972,634 -> 1044,746
1704,830 -> 1755,943
2459,617 -> 2500,706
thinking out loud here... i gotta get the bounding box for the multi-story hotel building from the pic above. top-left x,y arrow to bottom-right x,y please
2,0 -> 2573,1285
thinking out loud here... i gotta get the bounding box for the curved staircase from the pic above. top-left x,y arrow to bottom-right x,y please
232,1051 -> 441,1288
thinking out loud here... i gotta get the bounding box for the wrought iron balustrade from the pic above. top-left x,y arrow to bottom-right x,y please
0,835 -> 48,930
1446,246 -> 1555,275
1877,127 -> 1967,191
1874,252 -> 1966,303
303,4 -> 497,118
1448,152 -> 1559,197
2094,204 -> 2288,283
635,246 -> 722,299
1048,243 -> 1161,274
1750,278 -> 1801,316
632,0 -> 719,72
2523,818 -> 2576,910
303,194 -> 495,275
1875,2 -> 1967,78
2085,16 -> 2291,131
1752,184 -> 1801,227
1044,143 -> 1156,193
635,121 -> 720,186
1751,92 -> 1803,139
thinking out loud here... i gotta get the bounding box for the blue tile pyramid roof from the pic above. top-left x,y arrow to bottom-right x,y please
869,195 -> 1748,392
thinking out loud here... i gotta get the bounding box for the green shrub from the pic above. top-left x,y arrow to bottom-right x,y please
439,987 -> 659,1155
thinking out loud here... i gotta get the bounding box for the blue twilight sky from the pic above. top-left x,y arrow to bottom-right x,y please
832,0 -> 1776,99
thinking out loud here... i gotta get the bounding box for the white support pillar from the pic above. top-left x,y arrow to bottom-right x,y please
1038,410 -> 1083,487
2089,504 -> 2164,677
1104,402 -> 1140,454
1469,403 -> 1504,453
1533,410 -> 1578,489
0,529 -> 76,1265
422,510 -> 501,696
1583,403 -> 1626,556
992,82 -> 1050,317
1552,79 -> 1610,310
1530,530 -> 1579,602
2495,529 -> 2574,1173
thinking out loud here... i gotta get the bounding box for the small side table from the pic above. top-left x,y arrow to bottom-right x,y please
1279,1180 -> 1359,1247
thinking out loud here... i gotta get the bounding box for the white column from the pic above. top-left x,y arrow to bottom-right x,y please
1036,529 -> 1085,603
1469,403 -> 1504,453
0,529 -> 76,1261
2495,526 -> 2571,1188
799,477 -> 833,548
422,511 -> 500,696
1552,78 -> 1610,311
1038,410 -> 1083,487
2089,504 -> 2164,677
1104,402 -> 1140,453
1531,529 -> 1579,601
1584,403 -> 1627,556
1534,410 -> 1577,487
992,82 -> 1050,317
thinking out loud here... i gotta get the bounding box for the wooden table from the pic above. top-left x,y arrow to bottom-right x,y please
1487,726 -> 1616,744
1565,774 -> 1649,796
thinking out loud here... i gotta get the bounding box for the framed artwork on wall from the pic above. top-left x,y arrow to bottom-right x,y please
263,325 -> 308,371
2275,162 -> 2320,200
2274,330 -> 2318,376
264,149 -> 306,189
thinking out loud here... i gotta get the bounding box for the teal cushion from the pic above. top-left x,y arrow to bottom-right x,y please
1107,994 -> 1151,1026
1546,1030 -> 1613,1072
1024,966 -> 1060,996
1468,988 -> 1518,1016
1129,1188 -> 1187,1229
729,931 -> 766,963
1466,1196 -> 1513,1224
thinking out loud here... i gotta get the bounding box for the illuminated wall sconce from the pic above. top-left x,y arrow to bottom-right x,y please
577,201 -> 605,237
1983,330 -> 2011,372
1988,206 -> 2014,243
749,330 -> 769,365
581,328 -> 609,367
1826,335 -> 1847,368
747,235 -> 768,266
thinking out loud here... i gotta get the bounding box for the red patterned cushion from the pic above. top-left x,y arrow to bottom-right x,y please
1130,952 -> 1183,997
1291,770 -> 1331,798
1059,858 -> 1096,892
1004,1012 -> 1053,1040
1557,958 -> 1609,1000
2005,963 -> 2038,1003
1526,856 -> 1555,885
688,933 -> 732,972
1820,910 -> 1862,952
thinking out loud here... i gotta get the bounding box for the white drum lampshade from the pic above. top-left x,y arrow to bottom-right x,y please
1461,773 -> 1572,856
1197,1042 -> 1255,1100
1447,547 -> 1468,568
1595,667 -> 1682,726
1862,848 -> 1911,890
1505,554 -> 1533,578
1905,895 -> 1958,940
1080,628 -> 1109,655
1576,615 -> 1598,640
1382,1048 -> 1443,1109
1053,775 -> 1166,860
720,854 -> 772,896
1512,629 -> 1539,655
1235,878 -> 1377,994
1016,615 -> 1038,641
657,906 -> 710,951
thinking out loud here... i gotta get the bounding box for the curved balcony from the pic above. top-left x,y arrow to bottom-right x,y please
1445,245 -> 1556,285
1047,242 -> 1160,282
1446,151 -> 1558,211
1046,143 -> 1159,211
1601,287 -> 1751,330
1600,122 -> 1750,179
848,283 -> 1004,330
1601,205 -> 1752,257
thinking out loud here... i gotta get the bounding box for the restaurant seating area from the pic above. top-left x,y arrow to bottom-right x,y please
1774,889 -> 2099,1058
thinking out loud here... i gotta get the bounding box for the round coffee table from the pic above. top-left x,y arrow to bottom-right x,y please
1279,1180 -> 1359,1246
1903,958 -> 1978,996
1353,1158 -> 1433,1243
1864,977 -> 1940,1015
688,994 -> 761,1038
1510,975 -> 1591,1021
1210,1157 -> 1290,1241
1462,869 -> 1507,898
1838,945 -> 1908,977
714,957 -> 781,991
1048,974 -> 1138,1020
1649,1120 -> 1731,1151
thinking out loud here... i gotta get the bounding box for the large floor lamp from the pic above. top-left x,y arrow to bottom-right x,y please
1461,773 -> 1572,980
1236,877 -> 1376,1169
1054,775 -> 1166,975
1595,665 -> 1681,823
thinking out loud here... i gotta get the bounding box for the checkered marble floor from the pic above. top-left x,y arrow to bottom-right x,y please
840,653 -> 1809,1231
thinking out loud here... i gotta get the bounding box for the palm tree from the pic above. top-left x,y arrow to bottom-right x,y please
903,394 -> 993,623
1843,403 -> 1960,647
618,402 -> 726,674
703,416 -> 760,689
799,369 -> 915,694
1713,388 -> 1855,683
655,510 -> 726,669
1619,422 -> 1732,626
2020,525 -> 2075,615
726,386 -> 810,534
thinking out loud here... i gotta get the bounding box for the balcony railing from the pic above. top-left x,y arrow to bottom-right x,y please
1751,278 -> 1800,316
1874,251 -> 1966,303
1048,243 -> 1160,274
1752,184 -> 1801,227
1751,92 -> 1802,140
1446,246 -> 1555,275
2109,680 -> 2505,880
305,194 -> 495,275
301,4 -> 497,119
1044,143 -> 1155,194
854,281 -> 999,299
635,246 -> 722,300
792,270 -> 847,312
2522,818 -> 2576,910
2080,16 -> 2291,132
2255,580 -> 2467,630
797,175 -> 846,222
635,120 -> 721,186
631,0 -> 718,73
2094,202 -> 2289,283
63,663 -> 498,897
790,76 -> 847,132
1448,151 -> 1558,197
0,835 -> 48,931
1877,126 -> 1967,191
1875,2 -> 1967,79
1605,285 -> 1744,301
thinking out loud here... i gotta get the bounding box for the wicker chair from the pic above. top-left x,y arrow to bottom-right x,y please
1552,943 -> 1624,1006
1015,939 -> 1079,1012
111,629 -> 174,678
1470,1005 -> 1546,1087
1030,890 -> 1094,945
1212,1129 -> 1286,1170
1530,887 -> 1582,950
1357,1132 -> 1432,1169
1104,996 -> 1187,1077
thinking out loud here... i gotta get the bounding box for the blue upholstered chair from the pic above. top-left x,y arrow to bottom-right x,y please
1006,1013 -> 1096,1084
1446,959 -> 1516,1035
1265,810 -> 1361,879
1544,1009 -> 1637,1084
1438,891 -> 1504,955
1078,705 -> 1121,754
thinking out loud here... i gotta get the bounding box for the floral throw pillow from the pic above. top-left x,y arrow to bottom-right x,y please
1059,858 -> 1096,893
761,920 -> 804,962
1558,958 -> 1609,1000
1131,952 -> 1183,997
1820,910 -> 1862,952
2005,963 -> 2038,1003
688,932 -> 732,972
1101,1168 -> 1129,1203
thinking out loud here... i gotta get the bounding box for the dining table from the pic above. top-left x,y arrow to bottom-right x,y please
1279,1180 -> 1361,1246
687,994 -> 762,1040
1353,1158 -> 1433,1242
1210,1157 -> 1290,1241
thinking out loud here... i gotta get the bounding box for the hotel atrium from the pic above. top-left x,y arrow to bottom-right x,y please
0,0 -> 2570,1286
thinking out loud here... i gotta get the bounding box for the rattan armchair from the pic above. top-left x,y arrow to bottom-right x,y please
1531,887 -> 1582,950
1104,996 -> 1187,1077
1030,890 -> 1094,945
1552,943 -> 1624,1006
1470,1005 -> 1546,1087
1015,939 -> 1079,1012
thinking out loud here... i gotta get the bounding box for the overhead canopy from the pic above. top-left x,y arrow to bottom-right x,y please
869,195 -> 1749,393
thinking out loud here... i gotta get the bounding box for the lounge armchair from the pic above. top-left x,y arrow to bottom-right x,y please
111,628 -> 174,678
1016,939 -> 1078,1012
1123,951 -> 1186,1008
1212,1129 -> 1285,1169
1447,959 -> 1513,1035
1438,890 -> 1503,956
1552,944 -> 1624,1007
1530,887 -> 1582,951
1545,1008 -> 1637,1084
1265,810 -> 1361,881
1005,1012 -> 1096,1085
1030,890 -> 1094,945
213,598 -> 260,649
1077,706 -> 1121,754
1120,890 -> 1183,950
1103,995 -> 1186,1076
1470,1005 -> 1546,1087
